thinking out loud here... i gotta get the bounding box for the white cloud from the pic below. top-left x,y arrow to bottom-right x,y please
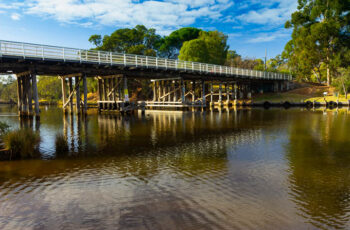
11,12 -> 21,20
237,0 -> 297,25
8,0 -> 234,34
247,29 -> 290,43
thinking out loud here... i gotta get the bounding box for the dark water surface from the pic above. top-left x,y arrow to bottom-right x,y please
0,106 -> 350,230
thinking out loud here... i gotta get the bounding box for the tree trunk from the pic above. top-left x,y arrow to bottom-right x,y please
326,52 -> 331,86
312,70 -> 321,83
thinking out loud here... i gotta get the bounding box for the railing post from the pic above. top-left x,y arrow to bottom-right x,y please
123,54 -> 126,66
0,41 -> 2,57
206,64 -> 208,72
79,50 -> 82,63
110,52 -> 112,65
175,60 -> 178,70
146,56 -> 148,68
135,55 -> 138,67
192,62 -> 194,72
165,59 -> 167,69
98,51 -> 101,64
156,57 -> 158,69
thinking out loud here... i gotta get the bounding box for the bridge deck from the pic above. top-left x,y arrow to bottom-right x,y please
0,40 -> 291,81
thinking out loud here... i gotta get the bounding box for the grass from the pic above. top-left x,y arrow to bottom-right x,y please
55,133 -> 69,154
253,83 -> 349,103
4,129 -> 41,159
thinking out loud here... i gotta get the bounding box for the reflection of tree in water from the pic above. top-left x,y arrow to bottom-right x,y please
286,111 -> 350,229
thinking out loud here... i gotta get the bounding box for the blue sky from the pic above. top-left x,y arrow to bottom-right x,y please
0,0 -> 297,59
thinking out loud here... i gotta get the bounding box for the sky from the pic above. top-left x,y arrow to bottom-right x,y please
0,0 -> 298,59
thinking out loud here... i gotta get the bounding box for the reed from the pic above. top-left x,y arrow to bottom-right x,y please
55,133 -> 69,154
4,129 -> 41,159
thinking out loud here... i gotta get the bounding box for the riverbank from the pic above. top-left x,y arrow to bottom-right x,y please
254,82 -> 349,104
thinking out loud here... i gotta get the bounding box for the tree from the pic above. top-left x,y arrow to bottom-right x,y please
284,0 -> 349,86
88,35 -> 102,47
89,25 -> 161,56
37,76 -> 61,100
158,27 -> 202,58
179,31 -> 229,65
178,39 -> 209,63
333,67 -> 350,99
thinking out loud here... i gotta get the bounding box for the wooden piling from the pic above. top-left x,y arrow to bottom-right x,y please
219,83 -> 223,102
16,76 -> 22,114
75,76 -> 81,113
201,80 -> 205,106
61,77 -> 67,112
68,77 -> 74,112
32,74 -> 40,116
83,75 -> 87,113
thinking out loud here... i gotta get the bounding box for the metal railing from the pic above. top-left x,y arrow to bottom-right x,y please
0,40 -> 292,81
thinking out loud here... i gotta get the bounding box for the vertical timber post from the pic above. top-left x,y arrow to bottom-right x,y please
210,82 -> 213,107
16,76 -> 22,115
123,76 -> 129,102
32,74 -> 40,116
201,80 -> 206,107
226,83 -> 230,104
192,80 -> 195,103
173,81 -> 178,102
21,77 -> 27,115
152,81 -> 156,101
68,78 -> 74,113
83,74 -> 87,113
75,76 -> 81,113
219,82 -> 222,103
27,75 -> 33,116
181,78 -> 185,103
97,78 -> 102,111
61,77 -> 67,113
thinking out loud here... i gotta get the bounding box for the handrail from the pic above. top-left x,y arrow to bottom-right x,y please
0,40 -> 292,81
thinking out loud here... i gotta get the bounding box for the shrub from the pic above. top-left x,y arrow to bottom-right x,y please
0,121 -> 10,136
55,133 -> 68,154
4,129 -> 41,159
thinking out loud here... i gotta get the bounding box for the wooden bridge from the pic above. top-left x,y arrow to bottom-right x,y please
0,40 -> 292,116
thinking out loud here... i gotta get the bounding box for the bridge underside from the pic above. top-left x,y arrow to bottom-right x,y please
1,56 -> 290,116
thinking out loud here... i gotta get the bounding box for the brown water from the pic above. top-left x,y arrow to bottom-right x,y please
0,106 -> 350,230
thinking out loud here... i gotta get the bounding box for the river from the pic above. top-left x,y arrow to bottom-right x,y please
0,106 -> 350,229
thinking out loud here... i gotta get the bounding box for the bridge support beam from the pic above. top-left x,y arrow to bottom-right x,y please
16,72 -> 40,117
61,74 -> 84,114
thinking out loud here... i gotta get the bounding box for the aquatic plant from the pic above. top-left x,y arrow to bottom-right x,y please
4,129 -> 41,159
55,133 -> 69,154
0,121 -> 10,136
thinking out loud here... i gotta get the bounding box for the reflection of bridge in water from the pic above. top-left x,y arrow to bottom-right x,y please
1,40 -> 292,116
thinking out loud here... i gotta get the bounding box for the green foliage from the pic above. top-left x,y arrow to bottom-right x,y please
4,129 -> 41,159
89,25 -> 161,56
283,0 -> 350,85
333,67 -> 350,98
178,39 -> 209,63
158,27 -> 202,58
37,76 -> 62,100
0,121 -> 10,136
88,35 -> 102,47
179,31 -> 229,65
55,133 -> 69,154
0,76 -> 17,102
